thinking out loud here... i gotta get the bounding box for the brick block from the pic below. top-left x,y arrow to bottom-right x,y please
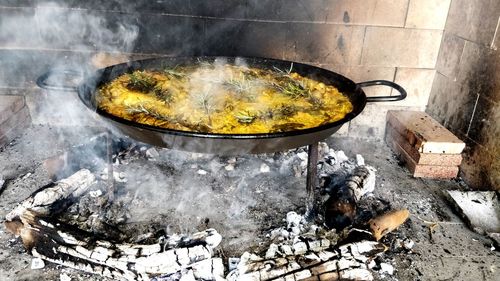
341,66 -> 396,97
446,0 -> 500,46
386,68 -> 436,107
287,24 -> 365,66
0,95 -> 25,125
405,0 -> 451,30
324,0 -> 408,27
348,104 -> 390,139
361,27 -> 442,68
436,33 -> 466,79
386,132 -> 459,179
0,105 -> 31,147
387,110 -> 465,154
386,124 -> 462,166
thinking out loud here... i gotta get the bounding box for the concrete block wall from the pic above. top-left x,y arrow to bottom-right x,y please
0,0 -> 451,139
426,0 -> 500,190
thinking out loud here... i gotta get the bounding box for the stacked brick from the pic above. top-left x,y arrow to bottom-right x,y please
385,110 -> 465,179
0,95 -> 31,147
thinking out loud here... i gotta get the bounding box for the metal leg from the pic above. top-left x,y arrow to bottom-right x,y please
106,130 -> 115,202
305,142 -> 319,220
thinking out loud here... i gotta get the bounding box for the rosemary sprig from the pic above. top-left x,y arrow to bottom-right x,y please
273,79 -> 310,99
163,65 -> 185,79
152,84 -> 172,102
193,90 -> 215,124
234,110 -> 256,123
222,77 -> 257,101
126,71 -> 156,92
272,62 -> 294,75
126,104 -> 211,132
223,77 -> 249,93
125,71 -> 173,102
125,103 -> 171,122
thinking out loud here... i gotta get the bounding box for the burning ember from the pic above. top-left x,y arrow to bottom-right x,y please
4,137 -> 411,281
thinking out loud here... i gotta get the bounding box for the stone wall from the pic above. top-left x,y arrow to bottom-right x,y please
0,0 -> 450,137
426,0 -> 500,190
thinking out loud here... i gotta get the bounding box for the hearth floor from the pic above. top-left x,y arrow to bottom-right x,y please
0,125 -> 498,281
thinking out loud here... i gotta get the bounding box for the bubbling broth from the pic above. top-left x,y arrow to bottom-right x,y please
96,62 -> 353,134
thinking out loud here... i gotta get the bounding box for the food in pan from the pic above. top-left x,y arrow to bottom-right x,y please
96,62 -> 353,134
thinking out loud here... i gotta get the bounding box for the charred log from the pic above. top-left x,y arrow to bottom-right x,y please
323,166 -> 377,231
227,240 -> 386,281
6,169 -> 96,223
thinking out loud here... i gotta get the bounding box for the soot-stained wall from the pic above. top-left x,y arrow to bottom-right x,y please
0,0 -> 450,138
427,0 -> 500,190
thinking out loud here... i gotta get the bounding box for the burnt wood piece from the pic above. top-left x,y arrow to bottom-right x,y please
17,211 -> 223,281
5,169 -> 96,223
323,166 -> 375,230
4,169 -> 224,281
8,209 -> 223,280
227,240 -> 385,281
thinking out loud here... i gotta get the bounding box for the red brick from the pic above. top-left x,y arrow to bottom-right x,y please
386,132 -> 459,179
0,95 -> 25,125
386,124 -> 463,166
387,110 -> 465,154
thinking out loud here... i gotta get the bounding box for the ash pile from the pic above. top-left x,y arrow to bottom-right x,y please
3,137 -> 413,281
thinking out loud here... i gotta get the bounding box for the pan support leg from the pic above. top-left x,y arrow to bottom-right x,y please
106,129 -> 115,202
305,142 -> 319,220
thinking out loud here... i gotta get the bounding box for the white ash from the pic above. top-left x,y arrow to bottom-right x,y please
0,175 -> 5,189
228,258 -> 240,271
21,172 -> 32,180
146,147 -> 160,160
403,239 -> 415,250
356,154 -> 365,166
260,163 -> 270,173
59,273 -> 72,281
379,263 -> 394,275
31,257 -> 45,270
89,189 -> 103,198
99,168 -> 127,183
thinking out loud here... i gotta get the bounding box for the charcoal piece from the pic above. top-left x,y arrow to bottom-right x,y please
324,183 -> 356,231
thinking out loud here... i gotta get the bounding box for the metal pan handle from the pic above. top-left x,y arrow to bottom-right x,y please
357,80 -> 407,102
36,69 -> 84,92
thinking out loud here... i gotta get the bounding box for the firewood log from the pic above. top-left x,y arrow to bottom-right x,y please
323,166 -> 376,231
5,169 -> 96,223
368,209 -> 410,241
